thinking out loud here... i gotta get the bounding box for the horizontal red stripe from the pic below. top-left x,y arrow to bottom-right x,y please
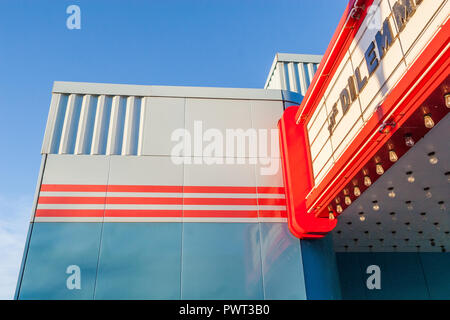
183,186 -> 256,194
38,197 -> 106,204
106,197 -> 182,205
105,210 -> 182,217
107,185 -> 183,193
41,185 -> 107,192
257,187 -> 285,194
35,209 -> 286,219
184,210 -> 259,218
35,209 -> 104,217
258,210 -> 287,218
183,198 -> 257,205
258,198 -> 286,206
40,184 -> 285,195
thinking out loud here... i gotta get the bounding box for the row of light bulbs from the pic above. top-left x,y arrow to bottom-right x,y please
327,94 -> 449,220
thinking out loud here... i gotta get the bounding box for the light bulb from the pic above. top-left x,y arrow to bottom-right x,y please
404,134 -> 415,147
407,172 -> 415,183
389,150 -> 398,162
336,204 -> 343,213
354,186 -> 361,197
359,215 -> 366,222
438,201 -> 446,211
424,187 -> 432,199
328,212 -> 335,220
372,201 -> 380,211
406,201 -> 413,211
344,195 -> 352,206
445,93 -> 450,108
364,175 -> 372,187
424,114 -> 434,128
388,189 -> 396,198
376,163 -> 384,175
428,152 -> 438,165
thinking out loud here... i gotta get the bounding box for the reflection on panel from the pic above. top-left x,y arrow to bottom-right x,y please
18,223 -> 101,300
94,223 -> 182,299
181,223 -> 264,299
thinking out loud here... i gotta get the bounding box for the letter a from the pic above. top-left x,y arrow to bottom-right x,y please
366,265 -> 381,290
66,5 -> 81,30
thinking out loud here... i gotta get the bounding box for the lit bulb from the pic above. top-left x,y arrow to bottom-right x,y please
424,114 -> 434,128
376,163 -> 384,175
359,215 -> 366,222
354,186 -> 361,197
445,93 -> 450,108
407,175 -> 415,183
328,212 -> 335,220
406,201 -> 413,211
336,204 -> 343,213
428,152 -> 438,165
345,195 -> 352,206
388,190 -> 396,198
372,202 -> 380,211
404,134 -> 415,147
364,175 -> 372,187
389,150 -> 398,162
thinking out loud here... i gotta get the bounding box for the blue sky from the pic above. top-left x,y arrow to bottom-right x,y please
0,0 -> 348,299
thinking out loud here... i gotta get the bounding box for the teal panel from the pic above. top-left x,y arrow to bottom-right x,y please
94,223 -> 182,299
337,253 -> 436,300
419,253 -> 450,299
335,253 -> 367,299
300,234 -> 341,300
18,223 -> 102,300
181,223 -> 264,299
260,223 -> 306,299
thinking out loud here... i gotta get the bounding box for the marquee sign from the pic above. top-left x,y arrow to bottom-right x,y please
279,0 -> 450,238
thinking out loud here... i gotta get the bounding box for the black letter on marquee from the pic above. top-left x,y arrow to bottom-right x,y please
393,0 -> 417,32
340,88 -> 351,115
375,18 -> 393,59
348,76 -> 358,103
354,67 -> 367,93
365,41 -> 379,76
328,104 -> 338,135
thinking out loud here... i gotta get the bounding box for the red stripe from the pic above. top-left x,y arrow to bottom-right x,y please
257,187 -> 285,194
258,210 -> 287,218
107,185 -> 183,193
105,210 -> 182,217
40,184 -> 285,195
38,197 -> 106,204
183,198 -> 257,205
258,198 -> 286,206
184,210 -> 258,218
183,186 -> 256,193
106,197 -> 183,205
35,209 -> 104,217
40,185 -> 107,192
35,209 -> 286,219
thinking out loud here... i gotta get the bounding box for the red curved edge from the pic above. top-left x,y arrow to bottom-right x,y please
278,106 -> 337,239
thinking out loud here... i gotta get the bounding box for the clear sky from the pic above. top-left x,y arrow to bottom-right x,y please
0,0 -> 348,299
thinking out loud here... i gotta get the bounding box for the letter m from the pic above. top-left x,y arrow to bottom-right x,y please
375,18 -> 393,59
393,0 -> 417,32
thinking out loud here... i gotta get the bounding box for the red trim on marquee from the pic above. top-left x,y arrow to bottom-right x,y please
279,1 -> 450,237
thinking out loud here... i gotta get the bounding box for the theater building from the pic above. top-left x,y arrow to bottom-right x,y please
16,0 -> 449,299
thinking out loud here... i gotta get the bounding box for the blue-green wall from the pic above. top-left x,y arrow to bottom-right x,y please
336,252 -> 450,300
